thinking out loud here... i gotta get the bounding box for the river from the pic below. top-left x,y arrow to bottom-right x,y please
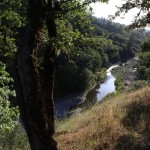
96,65 -> 118,101
55,65 -> 118,117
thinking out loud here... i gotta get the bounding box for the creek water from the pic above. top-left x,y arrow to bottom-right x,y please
83,65 -> 118,107
96,65 -> 118,101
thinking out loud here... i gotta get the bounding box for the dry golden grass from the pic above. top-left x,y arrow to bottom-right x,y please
55,86 -> 150,150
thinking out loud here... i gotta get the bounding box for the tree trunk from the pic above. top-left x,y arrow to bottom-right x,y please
14,0 -> 57,149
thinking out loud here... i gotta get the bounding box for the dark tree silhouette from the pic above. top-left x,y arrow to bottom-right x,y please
14,0 -> 109,149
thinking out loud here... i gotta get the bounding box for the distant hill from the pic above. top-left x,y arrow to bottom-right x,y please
92,17 -> 125,34
92,17 -> 150,63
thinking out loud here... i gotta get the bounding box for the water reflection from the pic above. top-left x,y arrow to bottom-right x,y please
83,84 -> 99,108
96,72 -> 116,101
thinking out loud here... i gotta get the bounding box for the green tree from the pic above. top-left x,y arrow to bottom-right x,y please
11,0 -> 108,149
140,39 -> 150,52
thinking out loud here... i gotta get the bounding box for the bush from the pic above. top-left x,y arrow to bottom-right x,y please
127,80 -> 150,91
0,124 -> 29,150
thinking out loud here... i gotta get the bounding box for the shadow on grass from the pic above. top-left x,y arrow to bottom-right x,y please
114,135 -> 134,150
114,101 -> 150,150
121,101 -> 150,136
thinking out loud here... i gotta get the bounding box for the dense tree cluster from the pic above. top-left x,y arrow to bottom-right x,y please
93,17 -> 150,62
56,17 -> 150,94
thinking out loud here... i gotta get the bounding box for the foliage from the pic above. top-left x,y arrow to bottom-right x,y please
0,125 -> 29,150
92,17 -> 149,63
115,71 -> 125,91
0,0 -> 149,148
54,6 -> 111,94
0,61 -> 19,133
1,0 -> 148,97
137,39 -> 150,80
55,13 -> 150,95
127,80 -> 150,91
93,17 -> 124,33
0,0 -> 26,67
57,61 -> 81,93
140,38 -> 150,52
56,60 -> 100,94
112,0 -> 150,29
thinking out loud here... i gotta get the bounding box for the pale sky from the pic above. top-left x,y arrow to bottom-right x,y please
90,0 -> 140,25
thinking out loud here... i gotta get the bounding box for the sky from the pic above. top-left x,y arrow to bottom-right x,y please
90,0 -> 140,26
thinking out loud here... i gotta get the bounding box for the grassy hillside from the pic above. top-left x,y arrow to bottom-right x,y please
1,86 -> 150,149
55,86 -> 150,150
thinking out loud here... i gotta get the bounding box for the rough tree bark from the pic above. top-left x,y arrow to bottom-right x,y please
14,0 -> 57,149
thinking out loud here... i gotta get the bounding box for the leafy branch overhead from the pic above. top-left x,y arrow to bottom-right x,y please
112,0 -> 150,28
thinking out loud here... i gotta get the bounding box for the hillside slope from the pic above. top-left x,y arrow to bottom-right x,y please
55,86 -> 150,150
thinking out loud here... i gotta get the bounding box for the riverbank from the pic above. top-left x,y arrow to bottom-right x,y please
55,66 -> 116,118
55,83 -> 97,117
112,57 -> 139,90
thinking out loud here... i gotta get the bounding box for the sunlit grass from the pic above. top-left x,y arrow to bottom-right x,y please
55,86 -> 150,150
